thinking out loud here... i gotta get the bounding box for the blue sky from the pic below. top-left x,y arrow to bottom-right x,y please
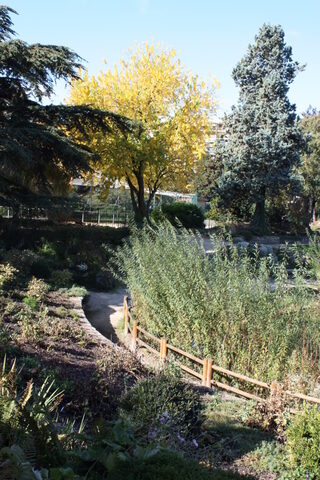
7,0 -> 320,116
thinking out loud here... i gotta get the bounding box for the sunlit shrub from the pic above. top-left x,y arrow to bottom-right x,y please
0,263 -> 18,290
112,223 -> 320,385
27,277 -> 50,301
286,405 -> 320,478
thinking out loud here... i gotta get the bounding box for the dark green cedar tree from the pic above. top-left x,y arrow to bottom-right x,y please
0,6 -> 130,210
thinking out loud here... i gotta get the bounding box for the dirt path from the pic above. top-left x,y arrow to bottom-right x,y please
83,289 -> 126,344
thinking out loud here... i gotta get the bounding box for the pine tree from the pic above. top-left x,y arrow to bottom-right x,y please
0,6 -> 129,209
216,24 -> 306,232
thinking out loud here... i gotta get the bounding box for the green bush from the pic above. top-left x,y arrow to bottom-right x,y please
304,233 -> 320,280
23,295 -> 40,311
286,406 -> 320,477
112,449 -> 246,480
50,269 -> 73,288
113,223 -> 320,386
1,223 -> 130,250
151,202 -> 204,229
64,284 -> 88,297
120,375 -> 201,436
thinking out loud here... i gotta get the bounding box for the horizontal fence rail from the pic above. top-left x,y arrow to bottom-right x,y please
123,296 -> 320,408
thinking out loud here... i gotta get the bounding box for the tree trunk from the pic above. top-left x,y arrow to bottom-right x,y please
251,197 -> 268,233
127,175 -> 149,225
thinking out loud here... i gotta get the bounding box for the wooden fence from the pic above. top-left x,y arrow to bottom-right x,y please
123,296 -> 320,408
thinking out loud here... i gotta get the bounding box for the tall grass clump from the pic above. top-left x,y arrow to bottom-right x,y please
112,223 -> 320,387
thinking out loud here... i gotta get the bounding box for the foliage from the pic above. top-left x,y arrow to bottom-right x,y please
27,277 -> 50,301
1,223 -> 130,250
300,109 -> 320,222
111,449 -> 247,480
244,440 -> 288,477
0,263 -> 18,290
0,6 -> 130,208
0,357 -> 66,475
286,405 -> 320,478
112,223 -> 320,385
23,295 -> 39,311
0,360 -> 241,480
205,196 -> 253,223
303,232 -> 320,280
151,202 -> 205,229
215,24 -> 306,232
245,382 -> 291,440
69,42 -> 218,222
4,249 -> 38,275
120,374 -> 202,436
63,285 -> 88,297
50,270 -> 73,288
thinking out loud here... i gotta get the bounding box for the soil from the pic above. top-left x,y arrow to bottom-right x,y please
1,290 -> 146,420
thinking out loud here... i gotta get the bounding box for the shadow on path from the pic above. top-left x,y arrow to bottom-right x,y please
83,289 -> 126,344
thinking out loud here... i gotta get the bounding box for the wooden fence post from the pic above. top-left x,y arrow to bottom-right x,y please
206,359 -> 213,388
131,321 -> 138,351
160,338 -> 167,361
123,296 -> 129,335
202,358 -> 208,386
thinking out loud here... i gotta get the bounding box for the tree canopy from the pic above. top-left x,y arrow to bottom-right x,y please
213,24 -> 306,232
300,108 -> 320,222
69,42 -> 218,222
0,5 -> 129,209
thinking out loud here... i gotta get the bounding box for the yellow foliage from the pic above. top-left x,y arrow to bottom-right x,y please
69,42 -> 219,197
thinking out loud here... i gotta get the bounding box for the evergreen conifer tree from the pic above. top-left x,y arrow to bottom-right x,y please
0,6 -> 129,209
216,24 -> 306,232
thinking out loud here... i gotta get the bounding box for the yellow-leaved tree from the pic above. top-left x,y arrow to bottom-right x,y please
69,42 -> 219,222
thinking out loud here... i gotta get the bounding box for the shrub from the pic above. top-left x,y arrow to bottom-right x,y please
30,256 -> 53,278
120,374 -> 201,436
0,263 -> 18,290
112,223 -> 320,386
304,233 -> 320,280
38,238 -> 58,259
0,359 -> 65,469
112,449 -> 246,480
23,295 -> 39,311
4,248 -> 38,275
65,284 -> 88,297
286,405 -> 320,477
50,269 -> 73,288
27,277 -> 50,301
151,202 -> 204,229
